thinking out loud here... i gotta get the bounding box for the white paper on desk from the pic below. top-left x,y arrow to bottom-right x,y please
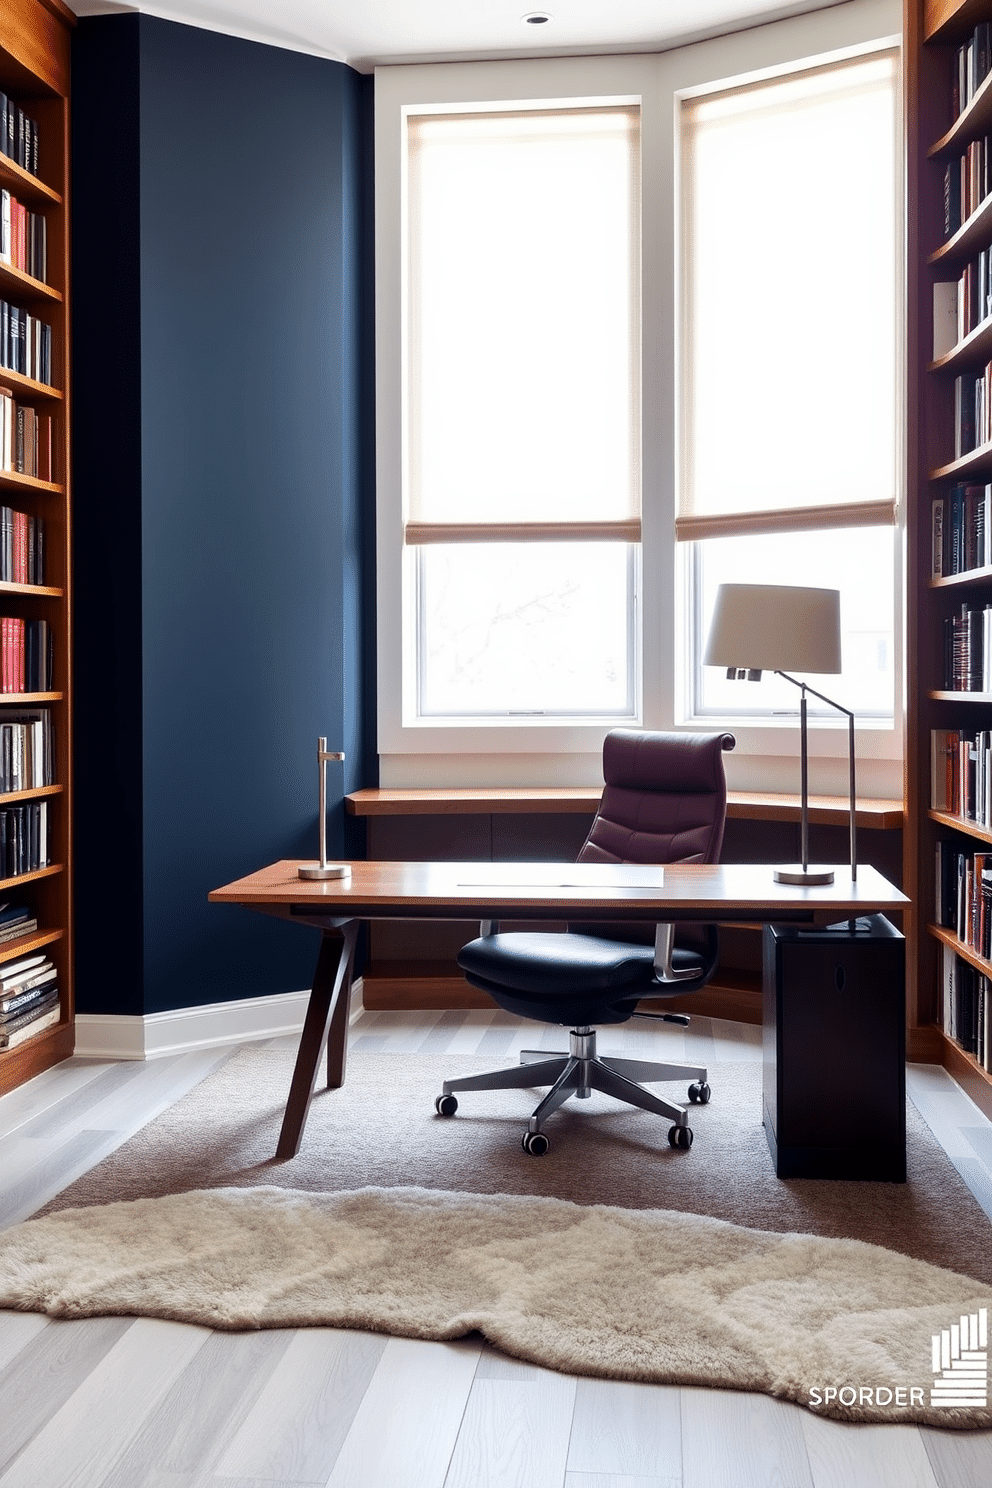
456,863 -> 665,890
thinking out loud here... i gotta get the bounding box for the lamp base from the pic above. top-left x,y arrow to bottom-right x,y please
298,862 -> 351,881
773,865 -> 836,887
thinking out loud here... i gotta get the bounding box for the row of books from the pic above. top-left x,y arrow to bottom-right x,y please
0,710 -> 53,794
943,134 -> 992,238
0,618 -> 52,694
0,190 -> 45,283
0,95 -> 39,178
931,727 -> 992,823
931,483 -> 992,575
940,946 -> 990,1070
0,394 -> 54,483
0,799 -> 50,879
933,255 -> 992,358
953,366 -> 992,458
951,21 -> 992,120
0,931 -> 57,1051
936,839 -> 992,952
941,603 -> 992,691
0,302 -> 51,386
0,393 -> 52,484
0,508 -> 44,587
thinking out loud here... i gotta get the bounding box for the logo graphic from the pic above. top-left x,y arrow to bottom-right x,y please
931,1307 -> 988,1408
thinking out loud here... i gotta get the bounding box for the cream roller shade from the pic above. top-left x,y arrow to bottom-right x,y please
405,105 -> 641,544
677,50 -> 899,543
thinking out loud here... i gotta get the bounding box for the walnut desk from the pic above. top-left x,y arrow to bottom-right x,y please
209,859 -> 908,1161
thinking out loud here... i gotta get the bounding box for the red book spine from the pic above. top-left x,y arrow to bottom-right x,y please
14,202 -> 24,273
13,510 -> 25,584
2,616 -> 9,693
15,616 -> 23,693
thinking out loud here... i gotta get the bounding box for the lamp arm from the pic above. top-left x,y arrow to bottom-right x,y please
775,671 -> 854,721
773,671 -> 857,881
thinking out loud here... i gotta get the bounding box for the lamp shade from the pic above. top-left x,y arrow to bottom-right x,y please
703,584 -> 842,675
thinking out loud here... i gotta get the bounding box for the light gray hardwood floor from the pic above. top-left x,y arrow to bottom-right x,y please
1,1007 -> 991,1488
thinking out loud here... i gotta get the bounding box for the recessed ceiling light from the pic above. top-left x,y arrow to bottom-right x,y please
522,12 -> 553,24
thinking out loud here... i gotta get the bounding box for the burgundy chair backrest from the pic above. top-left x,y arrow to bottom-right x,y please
578,730 -> 736,867
574,729 -> 736,948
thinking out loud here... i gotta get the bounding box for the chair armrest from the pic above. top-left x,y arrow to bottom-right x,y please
653,922 -> 702,983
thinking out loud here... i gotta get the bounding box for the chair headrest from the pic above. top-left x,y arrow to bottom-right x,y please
602,729 -> 736,793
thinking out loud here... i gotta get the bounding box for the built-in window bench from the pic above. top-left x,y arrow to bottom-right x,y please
345,788 -> 903,1024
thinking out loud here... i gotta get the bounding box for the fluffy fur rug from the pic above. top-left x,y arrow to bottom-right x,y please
0,1184 -> 988,1428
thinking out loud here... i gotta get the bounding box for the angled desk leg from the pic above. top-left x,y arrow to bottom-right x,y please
276,919 -> 359,1160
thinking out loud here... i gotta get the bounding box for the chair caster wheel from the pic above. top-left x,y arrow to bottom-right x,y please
688,1081 -> 711,1104
668,1124 -> 693,1149
522,1130 -> 550,1156
435,1094 -> 458,1117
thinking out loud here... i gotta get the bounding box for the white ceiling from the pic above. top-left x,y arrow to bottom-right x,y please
64,1 -> 847,74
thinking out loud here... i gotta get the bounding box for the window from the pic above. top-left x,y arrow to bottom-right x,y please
678,50 -> 899,726
688,527 -> 895,720
376,5 -> 903,786
404,105 -> 641,723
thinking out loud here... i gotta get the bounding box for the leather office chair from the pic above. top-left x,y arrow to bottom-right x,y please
434,729 -> 736,1154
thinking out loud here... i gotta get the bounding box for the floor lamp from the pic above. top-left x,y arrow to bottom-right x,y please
702,583 -> 857,885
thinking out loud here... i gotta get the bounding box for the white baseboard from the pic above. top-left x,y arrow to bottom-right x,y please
74,979 -> 365,1061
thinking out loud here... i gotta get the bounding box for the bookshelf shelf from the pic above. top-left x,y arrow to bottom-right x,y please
927,0 -> 992,43
930,805 -> 992,841
0,0 -> 72,1094
931,919 -> 991,974
930,310 -> 992,370
931,61 -> 992,152
0,1009 -> 69,1074
0,925 -> 60,964
931,562 -> 992,585
0,150 -> 58,207
931,439 -> 992,480
0,861 -> 60,893
0,367 -> 62,402
930,188 -> 992,266
0,782 -> 60,806
0,581 -> 62,598
909,0 -> 992,1106
0,470 -> 62,494
0,258 -> 59,302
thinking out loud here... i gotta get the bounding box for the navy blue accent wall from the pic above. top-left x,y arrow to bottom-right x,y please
72,16 -> 376,1016
71,16 -> 145,1015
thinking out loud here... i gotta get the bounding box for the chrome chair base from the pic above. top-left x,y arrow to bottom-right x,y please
437,1026 -> 709,1150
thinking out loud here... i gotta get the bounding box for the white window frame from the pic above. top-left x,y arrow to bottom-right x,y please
374,0 -> 903,791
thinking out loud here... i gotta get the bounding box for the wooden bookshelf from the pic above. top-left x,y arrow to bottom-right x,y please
907,0 -> 992,1116
0,0 -> 73,1094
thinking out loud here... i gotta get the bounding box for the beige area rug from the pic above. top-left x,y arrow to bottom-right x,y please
1,1182 -> 990,1428
36,1049 -> 992,1287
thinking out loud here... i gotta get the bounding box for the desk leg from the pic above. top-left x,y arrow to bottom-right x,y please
276,920 -> 359,1160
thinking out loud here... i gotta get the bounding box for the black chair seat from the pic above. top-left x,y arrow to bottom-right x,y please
458,931 -> 705,995
458,931 -> 709,1027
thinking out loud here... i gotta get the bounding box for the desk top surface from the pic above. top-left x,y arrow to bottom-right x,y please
209,860 -> 908,923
